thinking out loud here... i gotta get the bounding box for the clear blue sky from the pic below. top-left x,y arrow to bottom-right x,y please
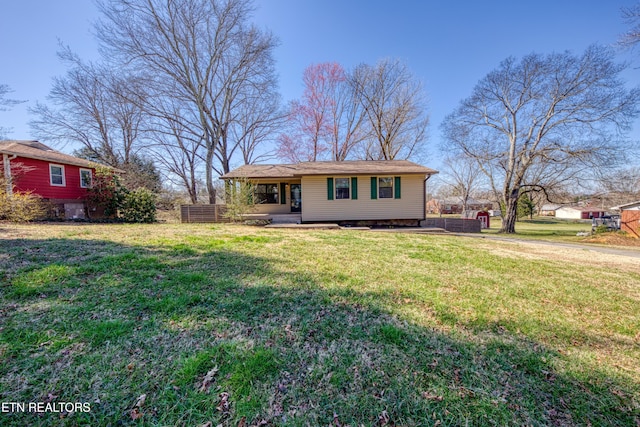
1,0 -> 638,164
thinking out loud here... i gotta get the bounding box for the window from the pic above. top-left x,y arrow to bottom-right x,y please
254,183 -> 279,204
335,177 -> 350,199
378,177 -> 393,198
80,169 -> 92,188
50,164 -> 65,186
371,176 -> 401,200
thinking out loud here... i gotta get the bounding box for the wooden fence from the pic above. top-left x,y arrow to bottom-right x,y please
180,205 -> 228,223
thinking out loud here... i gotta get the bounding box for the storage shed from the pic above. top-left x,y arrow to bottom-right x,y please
612,201 -> 640,238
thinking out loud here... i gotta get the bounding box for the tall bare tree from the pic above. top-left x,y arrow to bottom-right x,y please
1,84 -> 25,139
351,58 -> 429,160
277,64 -> 339,162
620,3 -> 640,50
442,45 -> 640,233
29,47 -> 145,168
440,155 -> 483,213
96,0 -> 280,204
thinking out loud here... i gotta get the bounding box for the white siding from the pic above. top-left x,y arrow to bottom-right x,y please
555,208 -> 582,219
301,175 -> 425,222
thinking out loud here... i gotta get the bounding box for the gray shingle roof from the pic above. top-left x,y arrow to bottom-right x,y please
0,140 -> 120,171
220,160 -> 438,179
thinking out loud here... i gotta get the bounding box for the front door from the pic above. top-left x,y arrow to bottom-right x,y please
290,184 -> 301,213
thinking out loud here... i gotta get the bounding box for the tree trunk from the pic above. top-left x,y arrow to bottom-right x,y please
500,189 -> 519,233
206,148 -> 216,205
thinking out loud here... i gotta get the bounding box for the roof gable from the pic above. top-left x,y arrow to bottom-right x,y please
0,140 -> 108,170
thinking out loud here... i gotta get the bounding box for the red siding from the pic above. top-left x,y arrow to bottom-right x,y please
8,157 -> 92,200
581,210 -> 604,219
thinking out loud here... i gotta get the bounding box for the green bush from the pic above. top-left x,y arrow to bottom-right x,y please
121,187 -> 157,223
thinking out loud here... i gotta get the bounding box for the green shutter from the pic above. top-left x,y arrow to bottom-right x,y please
280,183 -> 286,204
351,177 -> 358,200
327,178 -> 334,200
370,177 -> 377,200
394,176 -> 401,199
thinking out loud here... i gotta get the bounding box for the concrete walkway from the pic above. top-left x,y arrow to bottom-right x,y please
265,223 -> 341,229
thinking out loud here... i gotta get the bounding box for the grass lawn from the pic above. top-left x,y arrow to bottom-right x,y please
482,216 -> 592,242
1,223 -> 639,426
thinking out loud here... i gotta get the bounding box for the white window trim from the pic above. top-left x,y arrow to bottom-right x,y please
334,177 -> 351,200
79,168 -> 92,188
49,164 -> 66,187
378,176 -> 394,199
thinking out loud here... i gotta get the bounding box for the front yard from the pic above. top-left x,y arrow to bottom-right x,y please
0,223 -> 638,425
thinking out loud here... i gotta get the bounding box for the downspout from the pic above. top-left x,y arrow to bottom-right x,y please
2,153 -> 16,196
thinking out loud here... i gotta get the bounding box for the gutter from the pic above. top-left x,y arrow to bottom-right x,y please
423,173 -> 435,221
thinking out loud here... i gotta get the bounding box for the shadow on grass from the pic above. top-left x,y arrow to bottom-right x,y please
0,236 -> 637,426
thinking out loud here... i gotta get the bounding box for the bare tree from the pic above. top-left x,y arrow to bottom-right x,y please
149,134 -> 203,204
440,155 -> 483,213
232,90 -> 284,165
29,47 -> 145,168
0,84 -> 25,138
620,3 -> 640,50
96,0 -> 280,204
277,64 -> 338,162
599,166 -> 640,205
330,67 -> 368,161
351,58 -> 429,160
441,45 -> 640,233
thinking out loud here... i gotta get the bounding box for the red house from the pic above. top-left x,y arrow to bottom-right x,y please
1,140 -> 113,219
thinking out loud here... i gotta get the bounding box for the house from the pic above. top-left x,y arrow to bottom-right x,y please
426,196 -> 494,215
220,160 -> 438,225
611,201 -> 640,238
539,204 -> 562,216
0,140 -> 112,219
555,206 -> 606,220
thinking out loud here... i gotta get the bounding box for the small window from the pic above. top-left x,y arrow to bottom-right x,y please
50,164 -> 65,186
254,183 -> 279,204
335,177 -> 350,199
80,169 -> 92,188
378,177 -> 393,198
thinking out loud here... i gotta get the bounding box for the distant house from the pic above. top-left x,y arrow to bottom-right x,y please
0,140 -> 116,219
555,206 -> 606,220
220,160 -> 438,225
426,196 -> 494,215
540,204 -> 562,216
612,201 -> 640,238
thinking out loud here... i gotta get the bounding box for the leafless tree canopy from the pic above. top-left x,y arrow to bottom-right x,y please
279,59 -> 429,163
29,47 -> 146,169
0,84 -> 25,138
95,0 -> 281,203
441,45 -> 640,233
620,3 -> 640,50
352,58 -> 429,161
439,155 -> 484,213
